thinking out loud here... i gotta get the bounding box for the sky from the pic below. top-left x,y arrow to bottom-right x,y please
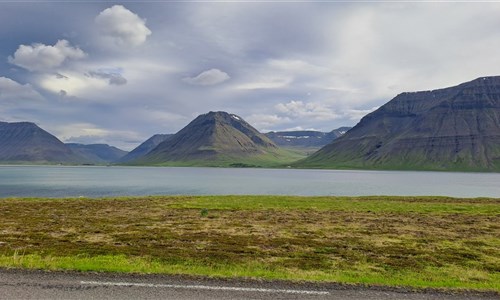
2,1 -> 500,150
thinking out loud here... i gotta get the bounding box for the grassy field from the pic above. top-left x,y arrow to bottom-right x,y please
0,195 -> 498,292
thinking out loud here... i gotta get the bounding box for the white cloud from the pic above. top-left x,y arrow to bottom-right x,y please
182,68 -> 230,86
38,71 -> 108,97
342,107 -> 379,122
234,76 -> 292,90
95,5 -> 152,48
244,114 -> 291,131
0,77 -> 43,101
58,123 -> 110,140
268,59 -> 328,75
52,122 -> 142,150
275,100 -> 339,121
8,40 -> 86,72
233,59 -> 327,91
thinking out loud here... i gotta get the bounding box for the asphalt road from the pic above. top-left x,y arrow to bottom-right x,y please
0,269 -> 497,300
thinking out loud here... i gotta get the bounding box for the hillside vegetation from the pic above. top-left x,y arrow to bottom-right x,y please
131,111 -> 305,167
297,76 -> 500,172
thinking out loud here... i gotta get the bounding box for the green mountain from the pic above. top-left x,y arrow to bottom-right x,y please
265,127 -> 351,153
117,134 -> 172,163
0,121 -> 82,164
66,143 -> 128,164
130,111 -> 304,167
297,76 -> 500,172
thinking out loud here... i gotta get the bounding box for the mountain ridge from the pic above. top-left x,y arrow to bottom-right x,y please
297,76 -> 500,172
117,134 -> 173,163
0,121 -> 83,163
265,127 -> 351,150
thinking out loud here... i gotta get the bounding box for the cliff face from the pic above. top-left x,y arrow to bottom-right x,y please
298,77 -> 500,171
0,122 -> 82,163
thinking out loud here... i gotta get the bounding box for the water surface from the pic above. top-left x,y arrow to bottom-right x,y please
0,165 -> 498,198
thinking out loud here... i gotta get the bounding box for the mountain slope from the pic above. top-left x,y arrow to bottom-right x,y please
117,134 -> 172,163
0,122 -> 82,163
297,76 -> 500,172
265,127 -> 351,150
66,143 -> 128,164
132,111 -> 304,167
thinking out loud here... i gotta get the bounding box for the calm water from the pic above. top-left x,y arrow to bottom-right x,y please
0,165 -> 499,198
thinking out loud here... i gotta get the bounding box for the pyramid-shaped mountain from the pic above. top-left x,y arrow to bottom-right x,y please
132,111 -> 302,167
297,76 -> 500,172
0,121 -> 82,163
117,134 -> 173,163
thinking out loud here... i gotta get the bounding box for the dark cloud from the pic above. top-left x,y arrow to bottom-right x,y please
0,76 -> 43,101
87,71 -> 127,86
55,73 -> 68,79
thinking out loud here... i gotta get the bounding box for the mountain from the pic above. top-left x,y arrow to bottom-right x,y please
297,76 -> 500,172
0,121 -> 82,163
66,143 -> 128,164
130,111 -> 304,167
265,127 -> 351,151
117,134 -> 172,163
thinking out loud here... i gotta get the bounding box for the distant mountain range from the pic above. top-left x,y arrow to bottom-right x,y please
0,121 -> 128,164
128,111 -> 304,167
3,76 -> 500,171
118,134 -> 173,163
66,143 -> 128,164
297,76 -> 500,171
265,127 -> 351,151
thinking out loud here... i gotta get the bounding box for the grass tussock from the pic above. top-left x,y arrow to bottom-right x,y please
0,195 -> 498,292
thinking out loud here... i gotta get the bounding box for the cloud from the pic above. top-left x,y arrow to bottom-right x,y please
268,59 -> 328,75
244,114 -> 291,131
5,3 -> 500,145
8,40 -> 86,71
87,70 -> 127,85
182,68 -> 230,86
95,5 -> 152,48
234,76 -> 292,90
275,100 -> 339,121
53,122 -> 142,150
0,77 -> 43,101
38,71 -> 108,96
342,107 -> 379,121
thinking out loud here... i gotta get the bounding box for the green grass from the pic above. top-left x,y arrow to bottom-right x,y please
0,196 -> 498,292
294,149 -> 500,172
129,148 -> 306,168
